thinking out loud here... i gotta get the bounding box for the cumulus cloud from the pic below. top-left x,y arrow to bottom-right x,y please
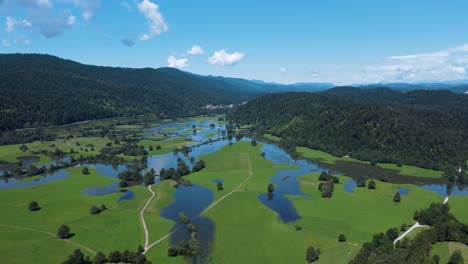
6,17 -> 32,32
67,15 -> 76,25
2,39 -> 11,47
63,0 -> 101,20
121,38 -> 135,47
137,0 -> 168,40
363,43 -> 468,83
208,49 -> 245,66
280,67 -> 287,73
18,0 -> 52,8
187,45 -> 204,55
167,56 -> 188,68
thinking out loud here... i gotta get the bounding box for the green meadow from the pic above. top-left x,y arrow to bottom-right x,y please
0,137 -> 113,165
0,139 -> 461,264
138,137 -> 194,156
432,242 -> 468,263
297,146 -> 444,179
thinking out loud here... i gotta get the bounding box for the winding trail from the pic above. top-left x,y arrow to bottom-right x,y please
0,224 -> 96,254
200,153 -> 253,215
144,152 -> 254,253
141,184 -> 156,250
393,196 -> 449,244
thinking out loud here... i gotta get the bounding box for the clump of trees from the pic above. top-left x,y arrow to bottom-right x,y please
28,201 -> 41,211
192,160 -> 206,172
63,248 -> 152,264
306,246 -> 321,263
350,203 -> 468,264
168,223 -> 202,258
368,180 -> 376,189
143,169 -> 156,186
448,250 -> 464,264
90,204 -> 107,215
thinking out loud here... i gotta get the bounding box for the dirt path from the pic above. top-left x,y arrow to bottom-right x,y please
144,152 -> 254,253
199,153 -> 253,215
0,224 -> 96,254
393,196 -> 449,244
141,185 -> 156,250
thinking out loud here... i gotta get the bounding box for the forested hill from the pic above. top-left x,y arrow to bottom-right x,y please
0,54 -> 268,131
228,88 -> 468,171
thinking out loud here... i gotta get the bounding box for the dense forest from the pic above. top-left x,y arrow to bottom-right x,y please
228,88 -> 468,172
0,54 -> 265,131
0,54 -> 339,132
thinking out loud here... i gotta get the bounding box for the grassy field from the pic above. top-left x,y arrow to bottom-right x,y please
0,137 -> 113,166
449,196 -> 468,224
0,166 -> 152,263
138,137 -> 194,156
432,242 -> 468,263
144,142 -> 442,264
297,146 -> 444,179
0,137 -> 457,264
292,174 -> 441,243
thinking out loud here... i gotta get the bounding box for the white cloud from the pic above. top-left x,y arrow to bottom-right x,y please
167,56 -> 188,68
138,34 -> 150,41
62,0 -> 101,21
187,45 -> 204,55
6,17 -> 32,32
18,0 -> 52,8
280,67 -> 287,73
2,39 -> 11,47
208,49 -> 244,66
137,0 -> 168,40
67,15 -> 76,25
362,43 -> 468,83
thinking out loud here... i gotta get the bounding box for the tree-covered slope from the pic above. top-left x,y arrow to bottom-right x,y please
228,88 -> 468,171
0,54 -> 264,131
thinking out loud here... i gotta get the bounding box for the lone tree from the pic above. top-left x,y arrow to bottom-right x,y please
137,244 -> 145,253
268,183 -> 274,193
393,192 -> 401,202
400,223 -> 407,231
90,205 -> 101,215
448,250 -> 464,264
57,224 -> 71,239
156,145 -> 162,150
338,234 -> 347,242
368,180 -> 376,189
251,140 -> 257,146
217,182 -> 224,191
306,246 -> 321,263
28,201 -> 40,211
81,167 -> 90,175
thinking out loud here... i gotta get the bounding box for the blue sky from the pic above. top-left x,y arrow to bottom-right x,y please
1,0 -> 468,84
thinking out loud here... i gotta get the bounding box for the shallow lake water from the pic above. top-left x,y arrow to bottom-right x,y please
160,184 -> 214,264
0,169 -> 70,190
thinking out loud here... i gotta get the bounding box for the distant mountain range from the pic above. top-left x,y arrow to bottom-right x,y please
0,53 -> 466,131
